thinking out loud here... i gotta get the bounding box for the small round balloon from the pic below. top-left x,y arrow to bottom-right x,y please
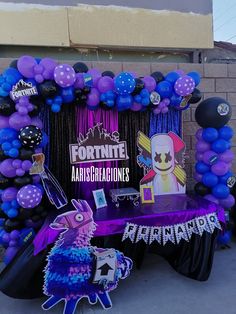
17,184 -> 42,209
19,125 -> 42,148
174,75 -> 195,96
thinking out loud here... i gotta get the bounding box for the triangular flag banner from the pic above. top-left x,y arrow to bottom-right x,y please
136,225 -> 150,243
122,223 -> 138,243
174,223 -> 189,244
149,226 -> 162,244
122,213 -> 222,246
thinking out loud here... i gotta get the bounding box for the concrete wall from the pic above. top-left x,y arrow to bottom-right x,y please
0,59 -> 235,191
0,2 -> 213,49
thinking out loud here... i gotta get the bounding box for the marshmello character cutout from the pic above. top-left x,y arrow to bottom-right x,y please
137,131 -> 186,195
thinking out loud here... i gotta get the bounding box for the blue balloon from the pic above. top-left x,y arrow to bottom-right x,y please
12,140 -> 21,149
202,172 -> 219,187
202,128 -> 219,143
218,126 -> 234,140
116,95 -> 133,111
87,105 -> 99,111
115,72 -> 135,95
134,95 -> 142,103
0,128 -> 18,144
211,139 -> 230,153
188,72 -> 201,86
8,208 -> 18,218
165,72 -> 180,85
156,81 -> 173,98
2,202 -> 11,211
219,171 -> 233,184
106,90 -> 115,100
2,142 -> 11,151
38,132 -> 48,148
212,184 -> 230,199
8,148 -> 19,158
106,100 -> 115,108
141,97 -> 150,106
140,88 -> 149,98
170,92 -> 182,106
51,104 -> 61,113
195,162 -> 210,174
217,230 -> 231,245
61,87 -> 74,103
3,68 -> 22,84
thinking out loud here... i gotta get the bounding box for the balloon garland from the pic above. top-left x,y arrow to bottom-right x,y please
0,55 -> 202,264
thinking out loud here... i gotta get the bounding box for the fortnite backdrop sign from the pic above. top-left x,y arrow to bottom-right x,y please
70,123 -> 129,164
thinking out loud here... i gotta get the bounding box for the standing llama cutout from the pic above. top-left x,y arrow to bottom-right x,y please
137,131 -> 186,195
42,199 -> 132,314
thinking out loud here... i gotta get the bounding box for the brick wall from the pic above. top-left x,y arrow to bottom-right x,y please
0,59 -> 235,191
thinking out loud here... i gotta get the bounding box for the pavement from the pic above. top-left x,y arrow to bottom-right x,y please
0,243 -> 235,314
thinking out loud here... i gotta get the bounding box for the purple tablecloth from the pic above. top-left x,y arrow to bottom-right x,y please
33,194 -> 225,255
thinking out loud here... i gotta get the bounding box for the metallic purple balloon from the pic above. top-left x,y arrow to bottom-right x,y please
1,187 -> 18,202
204,194 -> 219,204
97,76 -> 114,93
219,150 -> 234,163
142,76 -> 156,92
9,112 -> 31,131
195,140 -> 210,153
219,194 -> 235,208
0,159 -> 16,178
0,115 -> 10,128
211,161 -> 229,176
17,184 -> 42,209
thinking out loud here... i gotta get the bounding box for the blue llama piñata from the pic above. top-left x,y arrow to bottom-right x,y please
42,199 -> 133,314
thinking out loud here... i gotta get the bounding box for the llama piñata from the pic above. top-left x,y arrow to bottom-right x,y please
42,199 -> 132,314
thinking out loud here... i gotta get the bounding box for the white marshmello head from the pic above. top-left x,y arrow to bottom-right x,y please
151,134 -> 175,175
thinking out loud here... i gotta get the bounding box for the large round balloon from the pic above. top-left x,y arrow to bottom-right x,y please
1,187 -> 18,202
194,182 -> 210,196
0,97 -> 15,116
202,128 -> 218,143
54,64 -> 76,88
165,72 -> 180,85
218,126 -> 234,140
174,75 -> 195,96
73,62 -> 88,73
115,72 -> 135,95
19,125 -> 42,148
0,159 -> 16,178
17,184 -> 42,209
97,76 -> 114,93
0,127 -> 18,144
211,161 -> 229,176
211,139 -> 230,153
9,112 -> 31,131
156,81 -> 173,98
195,97 -> 232,128
38,80 -> 59,98
212,184 -> 230,199
202,172 -> 219,187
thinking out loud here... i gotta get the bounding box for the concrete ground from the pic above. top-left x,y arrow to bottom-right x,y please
0,243 -> 236,314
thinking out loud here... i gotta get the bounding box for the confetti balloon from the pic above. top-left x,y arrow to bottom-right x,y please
19,125 -> 42,148
54,64 -> 76,88
174,75 -> 195,96
17,184 -> 42,209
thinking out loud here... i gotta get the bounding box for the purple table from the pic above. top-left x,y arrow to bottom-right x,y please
33,194 -> 225,255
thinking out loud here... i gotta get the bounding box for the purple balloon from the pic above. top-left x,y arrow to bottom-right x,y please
32,175 -> 41,184
153,107 -> 161,115
219,150 -> 234,163
17,184 -> 42,209
22,160 -> 32,171
195,152 -> 204,161
87,69 -> 102,87
162,107 -> 169,114
211,161 -> 229,176
4,247 -> 19,264
12,159 -> 22,169
1,187 -> 18,202
0,115 -> 10,128
0,159 -> 16,178
203,150 -> 218,165
204,194 -> 219,204
41,58 -> 58,80
195,140 -> 210,153
97,76 -> 114,93
54,64 -> 76,88
130,102 -> 142,111
194,172 -> 202,182
31,117 -> 43,129
9,112 -> 31,131
195,128 -> 203,140
174,75 -> 195,96
142,76 -> 156,92
219,194 -> 235,208
87,89 -> 100,107
16,168 -> 25,176
74,73 -> 85,89
10,230 -> 20,240
17,55 -> 37,78
175,70 -> 185,76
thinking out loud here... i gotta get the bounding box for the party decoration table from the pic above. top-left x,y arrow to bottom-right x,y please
109,187 -> 140,207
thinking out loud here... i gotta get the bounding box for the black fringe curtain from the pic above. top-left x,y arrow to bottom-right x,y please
118,110 -> 150,190
46,104 -> 77,200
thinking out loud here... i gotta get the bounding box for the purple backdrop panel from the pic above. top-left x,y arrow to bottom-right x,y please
33,194 -> 225,255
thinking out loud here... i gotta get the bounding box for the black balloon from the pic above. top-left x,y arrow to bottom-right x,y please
195,97 -> 232,128
19,148 -> 34,160
0,97 -> 15,116
19,125 -> 42,148
194,182 -> 210,196
132,78 -> 145,95
13,175 -> 32,188
0,149 -> 7,161
100,101 -> 111,110
151,71 -> 164,83
189,88 -> 202,104
102,71 -> 115,78
4,219 -> 22,232
73,62 -> 88,73
83,86 -> 91,95
29,96 -> 43,117
9,59 -> 18,69
38,80 -> 59,98
18,207 -> 32,221
0,174 -> 11,189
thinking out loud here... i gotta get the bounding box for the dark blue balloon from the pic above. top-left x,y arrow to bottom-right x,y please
0,128 -> 18,144
217,230 -> 231,245
218,126 -> 234,140
38,132 -> 48,148
219,171 -> 233,184
116,95 -> 133,111
170,92 -> 182,106
156,81 -> 173,98
188,72 -> 201,86
195,161 -> 210,174
61,87 -> 74,103
202,128 -> 218,143
212,184 -> 230,199
211,139 -> 230,153
202,172 -> 219,187
165,72 -> 180,85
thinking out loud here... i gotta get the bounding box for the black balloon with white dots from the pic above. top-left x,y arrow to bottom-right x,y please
19,125 -> 43,149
